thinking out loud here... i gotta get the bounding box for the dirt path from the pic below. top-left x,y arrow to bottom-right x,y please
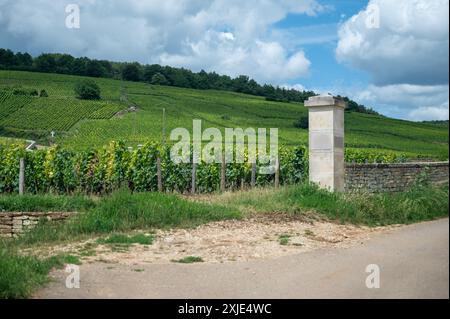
33,214 -> 397,265
34,218 -> 449,299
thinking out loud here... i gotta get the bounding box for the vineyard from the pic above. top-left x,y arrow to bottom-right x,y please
0,141 -> 414,195
0,70 -> 448,160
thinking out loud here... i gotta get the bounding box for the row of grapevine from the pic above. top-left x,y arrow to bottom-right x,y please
0,98 -> 110,131
87,102 -> 125,119
0,93 -> 32,121
0,141 -> 308,194
345,148 -> 408,163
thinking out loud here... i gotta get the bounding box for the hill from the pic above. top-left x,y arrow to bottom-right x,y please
0,70 -> 448,159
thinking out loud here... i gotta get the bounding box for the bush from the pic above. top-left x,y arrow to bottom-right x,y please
74,80 -> 101,100
39,89 -> 48,97
294,116 -> 309,129
12,88 -> 38,97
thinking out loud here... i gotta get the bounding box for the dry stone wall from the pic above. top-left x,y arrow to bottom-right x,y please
345,161 -> 449,192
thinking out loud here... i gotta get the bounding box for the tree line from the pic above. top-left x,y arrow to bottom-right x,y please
0,48 -> 379,115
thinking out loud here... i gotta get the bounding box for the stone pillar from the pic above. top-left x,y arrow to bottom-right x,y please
305,95 -> 347,192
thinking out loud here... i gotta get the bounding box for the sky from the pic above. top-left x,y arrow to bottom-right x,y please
0,0 -> 448,121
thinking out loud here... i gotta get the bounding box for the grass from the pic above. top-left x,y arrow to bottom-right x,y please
278,234 -> 291,245
207,183 -> 449,226
173,256 -> 204,264
9,189 -> 241,246
0,249 -> 80,299
0,189 -> 240,298
0,70 -> 448,159
0,193 -> 96,212
0,182 -> 447,298
97,233 -> 154,245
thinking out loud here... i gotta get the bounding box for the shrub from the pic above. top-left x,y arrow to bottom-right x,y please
39,89 -> 48,97
12,88 -> 38,97
74,80 -> 101,100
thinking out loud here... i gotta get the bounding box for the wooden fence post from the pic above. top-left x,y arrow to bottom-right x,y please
19,158 -> 25,195
274,158 -> 280,188
251,162 -> 256,188
220,153 -> 226,192
157,156 -> 163,192
191,162 -> 197,194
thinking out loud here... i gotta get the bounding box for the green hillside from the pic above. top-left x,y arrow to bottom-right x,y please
0,70 -> 448,159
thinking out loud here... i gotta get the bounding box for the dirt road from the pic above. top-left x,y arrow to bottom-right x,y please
35,218 -> 449,299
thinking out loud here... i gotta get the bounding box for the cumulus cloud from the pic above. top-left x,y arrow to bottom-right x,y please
353,84 -> 449,120
336,0 -> 449,120
0,0 -> 322,83
336,0 -> 449,86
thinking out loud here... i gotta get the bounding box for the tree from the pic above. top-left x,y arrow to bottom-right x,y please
55,54 -> 74,74
34,54 -> 57,73
122,64 -> 141,81
143,64 -> 162,82
74,79 -> 101,100
0,49 -> 16,66
86,60 -> 105,77
293,115 -> 309,129
151,72 -> 169,85
71,57 -> 88,75
40,89 -> 48,97
14,52 -> 33,67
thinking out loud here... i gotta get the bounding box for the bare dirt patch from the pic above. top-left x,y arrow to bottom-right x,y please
30,214 -> 399,266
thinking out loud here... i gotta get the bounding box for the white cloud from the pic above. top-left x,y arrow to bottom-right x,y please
0,0 -> 322,83
336,0 -> 449,86
408,103 -> 449,121
336,0 -> 449,120
352,84 -> 449,120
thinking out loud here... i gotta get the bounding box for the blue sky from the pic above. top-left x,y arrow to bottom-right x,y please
274,1 -> 370,89
0,0 -> 448,121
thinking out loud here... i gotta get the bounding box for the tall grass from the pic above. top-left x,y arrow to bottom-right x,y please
0,194 -> 96,212
211,183 -> 449,226
14,189 -> 241,245
0,248 -> 80,299
1,190 -> 241,298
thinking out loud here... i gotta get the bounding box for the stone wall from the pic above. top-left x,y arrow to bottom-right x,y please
345,161 -> 449,192
0,212 -> 76,238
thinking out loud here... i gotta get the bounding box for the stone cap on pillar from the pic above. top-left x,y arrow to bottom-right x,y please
304,95 -> 347,109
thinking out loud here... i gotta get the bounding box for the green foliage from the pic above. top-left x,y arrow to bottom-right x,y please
0,249 -> 80,299
293,115 -> 309,129
0,71 -> 448,160
11,189 -> 241,245
39,89 -> 48,97
213,183 -> 449,226
0,141 -> 418,195
0,193 -> 95,212
122,64 -> 141,82
151,72 -> 169,85
74,79 -> 101,100
345,148 -> 407,163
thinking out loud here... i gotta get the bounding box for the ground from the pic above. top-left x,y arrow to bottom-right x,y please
33,217 -> 449,299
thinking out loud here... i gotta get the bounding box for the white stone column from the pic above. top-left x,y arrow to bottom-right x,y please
305,95 -> 347,192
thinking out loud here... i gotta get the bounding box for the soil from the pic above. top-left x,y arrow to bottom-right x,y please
29,214 -> 399,265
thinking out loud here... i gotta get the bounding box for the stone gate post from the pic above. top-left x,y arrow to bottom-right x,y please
305,95 -> 347,192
